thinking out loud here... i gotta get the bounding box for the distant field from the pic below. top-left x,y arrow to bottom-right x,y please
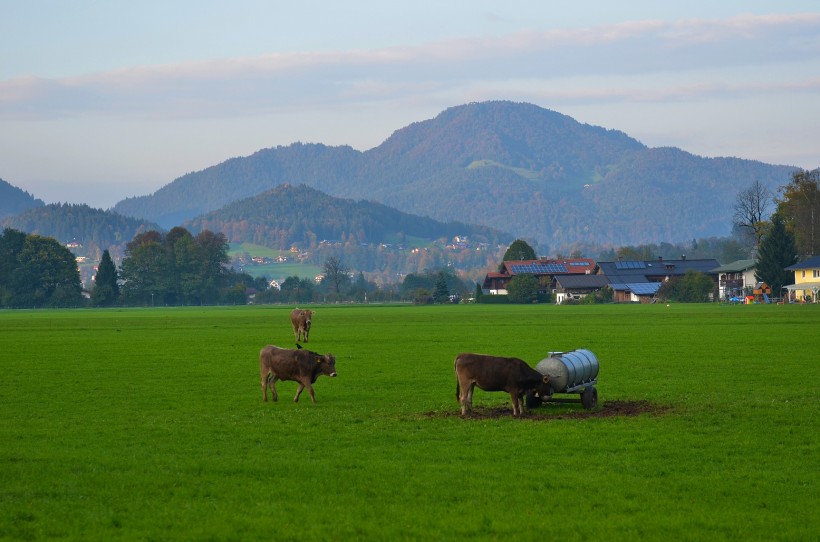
229,242 -> 321,281
1,304 -> 817,540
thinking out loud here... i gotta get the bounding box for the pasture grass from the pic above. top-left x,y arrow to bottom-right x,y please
0,303 -> 817,541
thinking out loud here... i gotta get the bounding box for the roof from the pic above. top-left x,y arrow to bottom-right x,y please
783,281 -> 820,290
598,258 -> 720,283
555,275 -> 610,289
502,258 -> 596,276
785,255 -> 820,271
609,282 -> 662,296
711,259 -> 756,273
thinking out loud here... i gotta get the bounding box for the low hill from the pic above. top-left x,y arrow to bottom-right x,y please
112,101 -> 799,250
184,183 -> 512,249
0,178 -> 44,220
2,203 -> 161,259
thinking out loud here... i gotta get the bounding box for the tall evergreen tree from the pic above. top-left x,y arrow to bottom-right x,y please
433,271 -> 450,303
755,213 -> 797,297
91,249 -> 119,307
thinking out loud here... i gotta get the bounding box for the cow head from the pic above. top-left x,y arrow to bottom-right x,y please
303,310 -> 313,330
318,353 -> 337,377
538,374 -> 552,395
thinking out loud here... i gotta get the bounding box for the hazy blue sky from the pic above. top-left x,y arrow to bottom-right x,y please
2,1 -> 819,209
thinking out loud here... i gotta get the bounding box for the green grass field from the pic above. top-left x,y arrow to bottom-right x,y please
1,304 -> 817,541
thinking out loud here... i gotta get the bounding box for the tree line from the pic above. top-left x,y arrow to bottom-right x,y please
733,168 -> 819,295
3,169 -> 815,308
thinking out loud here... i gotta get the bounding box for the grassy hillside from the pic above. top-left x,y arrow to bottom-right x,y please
229,242 -> 322,282
1,304 -> 816,540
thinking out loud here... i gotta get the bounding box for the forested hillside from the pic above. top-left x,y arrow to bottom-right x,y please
2,203 -> 161,260
186,184 -> 509,248
185,184 -> 512,279
113,101 -> 798,252
0,178 -> 44,220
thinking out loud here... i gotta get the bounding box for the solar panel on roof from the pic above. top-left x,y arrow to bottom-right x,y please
509,263 -> 567,274
627,282 -> 661,295
569,261 -> 591,267
615,260 -> 646,270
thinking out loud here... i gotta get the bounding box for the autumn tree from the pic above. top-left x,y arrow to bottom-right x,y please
120,228 -> 230,306
777,169 -> 820,256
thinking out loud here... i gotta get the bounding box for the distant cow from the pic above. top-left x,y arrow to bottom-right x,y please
290,308 -> 313,343
260,345 -> 336,403
454,353 -> 549,416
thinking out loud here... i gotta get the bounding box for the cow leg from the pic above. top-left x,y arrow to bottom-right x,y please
460,382 -> 474,415
261,375 -> 268,402
294,383 -> 304,402
270,376 -> 279,402
510,392 -> 521,416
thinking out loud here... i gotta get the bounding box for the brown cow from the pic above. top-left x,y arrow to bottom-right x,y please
260,345 -> 336,403
454,353 -> 549,416
290,308 -> 313,343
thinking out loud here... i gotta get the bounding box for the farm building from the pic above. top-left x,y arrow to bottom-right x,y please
481,258 -> 597,296
553,274 -> 610,304
784,255 -> 820,302
596,257 -> 720,303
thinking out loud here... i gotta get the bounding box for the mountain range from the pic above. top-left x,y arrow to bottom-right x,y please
112,101 -> 799,251
3,101 -> 803,259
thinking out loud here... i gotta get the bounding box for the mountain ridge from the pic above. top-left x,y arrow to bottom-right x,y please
81,102 -> 809,249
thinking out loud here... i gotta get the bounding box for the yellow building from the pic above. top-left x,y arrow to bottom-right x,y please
784,255 -> 820,302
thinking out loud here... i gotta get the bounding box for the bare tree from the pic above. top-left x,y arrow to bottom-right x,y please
322,256 -> 349,294
733,180 -> 773,254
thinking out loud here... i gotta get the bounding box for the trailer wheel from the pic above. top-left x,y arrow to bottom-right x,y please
525,390 -> 542,409
581,386 -> 598,409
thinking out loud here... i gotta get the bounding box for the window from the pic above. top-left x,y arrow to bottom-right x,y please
814,269 -> 820,278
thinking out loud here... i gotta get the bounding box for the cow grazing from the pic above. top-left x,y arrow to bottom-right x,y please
454,353 -> 549,416
260,345 -> 336,403
290,308 -> 313,343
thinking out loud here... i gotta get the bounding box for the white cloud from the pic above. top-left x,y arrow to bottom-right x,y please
2,13 -> 818,121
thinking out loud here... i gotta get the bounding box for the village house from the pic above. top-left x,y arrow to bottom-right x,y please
784,255 -> 820,302
481,258 -> 597,296
553,274 -> 610,304
596,256 -> 720,303
711,259 -> 756,301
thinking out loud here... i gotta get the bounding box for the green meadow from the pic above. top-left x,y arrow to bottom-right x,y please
1,304 -> 817,541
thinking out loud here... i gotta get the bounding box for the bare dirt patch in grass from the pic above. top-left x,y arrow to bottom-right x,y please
426,400 -> 670,420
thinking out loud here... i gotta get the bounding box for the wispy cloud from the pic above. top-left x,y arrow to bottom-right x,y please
1,12 -> 818,120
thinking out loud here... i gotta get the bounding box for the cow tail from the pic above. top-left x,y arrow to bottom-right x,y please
454,355 -> 460,401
